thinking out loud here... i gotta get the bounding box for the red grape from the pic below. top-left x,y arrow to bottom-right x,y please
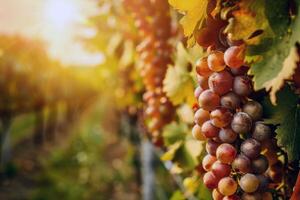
198,90 -> 220,111
192,124 -> 206,141
194,108 -> 210,126
208,71 -> 233,95
224,46 -> 245,69
212,161 -> 231,178
231,112 -> 252,134
208,51 -> 226,72
202,121 -> 220,138
239,173 -> 259,193
216,143 -> 237,164
211,108 -> 233,128
196,57 -> 214,77
232,154 -> 252,173
233,76 -> 252,97
203,171 -> 220,189
242,101 -> 263,121
252,122 -> 271,142
206,139 -> 221,156
203,154 -> 217,171
219,128 -> 238,143
218,177 -> 238,196
241,139 -> 261,159
220,92 -> 241,110
252,155 -> 269,174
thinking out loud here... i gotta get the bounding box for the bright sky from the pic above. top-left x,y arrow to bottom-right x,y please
0,0 -> 104,66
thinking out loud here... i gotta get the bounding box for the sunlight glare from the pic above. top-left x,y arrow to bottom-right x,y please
44,0 -> 79,28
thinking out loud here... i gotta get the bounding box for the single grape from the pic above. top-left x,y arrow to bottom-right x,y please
220,92 -> 241,110
202,121 -> 220,138
212,189 -> 224,200
231,66 -> 249,76
210,108 -> 233,128
252,122 -> 271,142
194,86 -> 204,99
195,27 -> 218,48
257,175 -> 269,191
218,177 -> 238,196
242,101 -> 263,121
223,195 -> 240,200
232,154 -> 252,173
202,154 -> 217,171
208,51 -> 226,72
194,108 -> 210,126
192,124 -> 206,141
262,192 -> 273,200
212,161 -> 231,178
231,112 -> 252,134
198,90 -> 220,111
252,155 -> 269,174
241,139 -> 261,159
224,45 -> 245,69
219,128 -> 238,143
206,139 -> 221,156
197,75 -> 209,89
239,173 -> 260,193
233,76 -> 252,96
208,71 -> 233,95
203,171 -> 220,189
241,192 -> 262,200
216,143 -> 237,164
196,57 -> 214,77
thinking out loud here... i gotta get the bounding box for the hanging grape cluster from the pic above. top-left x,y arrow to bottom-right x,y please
192,5 -> 286,200
124,0 -> 174,146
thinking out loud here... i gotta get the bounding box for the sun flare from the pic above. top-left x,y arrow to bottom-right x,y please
44,0 -> 79,29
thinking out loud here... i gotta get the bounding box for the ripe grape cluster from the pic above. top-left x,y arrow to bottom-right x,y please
124,0 -> 174,146
192,43 -> 283,199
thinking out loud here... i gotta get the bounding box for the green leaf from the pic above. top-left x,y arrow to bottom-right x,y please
196,180 -> 212,200
263,85 -> 300,161
162,122 -> 188,146
248,0 -> 300,92
170,190 -> 185,200
161,141 -> 183,161
163,43 -> 197,106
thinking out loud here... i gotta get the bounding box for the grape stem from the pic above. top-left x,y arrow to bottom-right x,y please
291,171 -> 300,200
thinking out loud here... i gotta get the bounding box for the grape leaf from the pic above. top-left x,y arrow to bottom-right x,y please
161,141 -> 183,161
170,190 -> 185,200
163,43 -> 198,106
264,47 -> 300,104
162,122 -> 188,146
168,0 -> 208,37
224,0 -> 274,45
248,0 -> 300,98
177,104 -> 194,124
263,85 -> 300,161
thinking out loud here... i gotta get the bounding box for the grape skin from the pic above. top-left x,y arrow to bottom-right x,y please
218,177 -> 238,196
212,161 -> 231,178
231,112 -> 252,135
251,155 -> 269,174
194,108 -> 210,126
242,101 -> 263,121
198,90 -> 220,111
252,122 -> 271,142
208,71 -> 233,95
202,154 -> 217,171
206,139 -> 221,156
216,143 -> 237,164
233,76 -> 252,97
202,121 -> 220,138
219,128 -> 238,143
241,139 -> 261,159
196,57 -> 214,77
210,108 -> 233,128
224,46 -> 245,69
220,92 -> 241,110
239,173 -> 260,193
208,51 -> 226,72
203,171 -> 220,189
192,124 -> 206,141
232,154 -> 252,173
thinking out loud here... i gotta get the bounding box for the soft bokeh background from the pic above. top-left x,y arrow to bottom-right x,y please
0,0 -> 178,199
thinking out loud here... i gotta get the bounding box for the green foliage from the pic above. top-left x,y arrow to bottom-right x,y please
263,85 -> 300,161
248,0 -> 300,96
163,43 -> 203,106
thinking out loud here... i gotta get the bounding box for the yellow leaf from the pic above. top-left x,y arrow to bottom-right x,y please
177,104 -> 194,124
183,176 -> 200,195
185,140 -> 204,164
170,163 -> 184,174
263,47 -> 300,105
161,141 -> 183,161
169,0 -> 208,37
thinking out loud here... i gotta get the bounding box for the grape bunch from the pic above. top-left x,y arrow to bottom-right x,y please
124,0 -> 174,146
193,45 -> 283,199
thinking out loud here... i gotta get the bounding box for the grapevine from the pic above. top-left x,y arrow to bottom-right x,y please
123,0 -> 175,146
